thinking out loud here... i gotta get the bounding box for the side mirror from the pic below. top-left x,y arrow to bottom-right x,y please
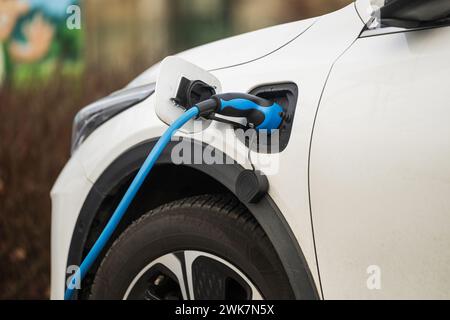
380,0 -> 450,28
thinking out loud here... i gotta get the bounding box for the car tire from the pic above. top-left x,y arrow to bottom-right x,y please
90,194 -> 294,300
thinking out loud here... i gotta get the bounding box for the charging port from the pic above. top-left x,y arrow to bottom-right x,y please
244,82 -> 299,153
174,77 -> 217,109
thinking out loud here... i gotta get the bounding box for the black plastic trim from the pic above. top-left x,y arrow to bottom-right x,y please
380,0 -> 450,27
235,170 -> 269,204
66,139 -> 319,300
360,22 -> 450,38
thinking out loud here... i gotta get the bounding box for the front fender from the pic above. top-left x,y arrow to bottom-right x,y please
68,139 -> 319,300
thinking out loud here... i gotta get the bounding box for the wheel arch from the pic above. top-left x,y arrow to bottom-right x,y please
66,138 -> 319,300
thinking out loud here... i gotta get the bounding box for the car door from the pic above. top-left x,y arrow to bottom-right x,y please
309,5 -> 450,298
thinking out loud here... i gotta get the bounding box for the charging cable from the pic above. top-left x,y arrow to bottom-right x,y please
64,93 -> 283,300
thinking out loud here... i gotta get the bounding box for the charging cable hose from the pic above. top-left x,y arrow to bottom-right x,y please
64,93 -> 283,300
64,107 -> 199,300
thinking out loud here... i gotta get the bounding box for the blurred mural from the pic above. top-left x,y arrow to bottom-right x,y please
0,0 -> 82,86
0,0 -> 352,299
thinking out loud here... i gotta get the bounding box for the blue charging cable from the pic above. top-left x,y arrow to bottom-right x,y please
64,106 -> 200,300
64,93 -> 284,300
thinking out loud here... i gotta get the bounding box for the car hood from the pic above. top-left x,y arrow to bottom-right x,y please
128,17 -> 316,88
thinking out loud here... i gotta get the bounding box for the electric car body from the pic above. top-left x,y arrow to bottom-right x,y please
51,0 -> 450,299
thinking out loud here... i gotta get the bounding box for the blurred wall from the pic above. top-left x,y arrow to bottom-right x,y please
83,0 -> 353,77
83,0 -> 168,74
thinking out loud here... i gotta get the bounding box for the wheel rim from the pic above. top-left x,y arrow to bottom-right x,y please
123,251 -> 263,300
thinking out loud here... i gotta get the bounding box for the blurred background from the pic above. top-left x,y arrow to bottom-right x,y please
0,0 -> 352,299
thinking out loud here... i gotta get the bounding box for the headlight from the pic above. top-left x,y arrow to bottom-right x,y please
71,83 -> 156,154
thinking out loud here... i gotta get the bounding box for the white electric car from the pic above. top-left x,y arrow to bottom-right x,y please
51,0 -> 450,300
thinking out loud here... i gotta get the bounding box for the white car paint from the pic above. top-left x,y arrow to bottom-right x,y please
310,24 -> 450,299
127,17 -> 317,88
51,0 -> 450,299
